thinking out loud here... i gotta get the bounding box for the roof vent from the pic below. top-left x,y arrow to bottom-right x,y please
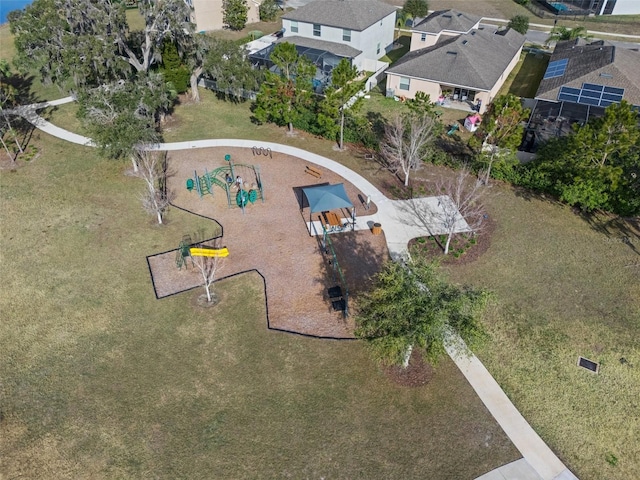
443,14 -> 452,18
578,356 -> 599,373
446,51 -> 458,56
462,40 -> 468,45
600,73 -> 613,78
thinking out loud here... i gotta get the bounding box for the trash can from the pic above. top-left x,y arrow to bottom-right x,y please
372,223 -> 382,235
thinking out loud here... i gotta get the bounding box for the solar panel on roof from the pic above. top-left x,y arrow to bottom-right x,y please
581,90 -> 601,99
558,92 -> 579,102
602,93 -> 623,101
563,87 -> 581,95
557,83 -> 625,107
579,97 -> 600,106
604,86 -> 624,95
583,83 -> 604,92
543,58 -> 569,80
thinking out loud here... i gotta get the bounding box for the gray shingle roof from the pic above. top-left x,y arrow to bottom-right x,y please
535,39 -> 640,106
281,0 -> 397,31
413,9 -> 481,34
387,27 -> 525,91
276,36 -> 362,58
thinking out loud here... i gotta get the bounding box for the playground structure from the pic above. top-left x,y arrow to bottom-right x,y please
176,235 -> 228,269
186,154 -> 265,210
190,247 -> 229,257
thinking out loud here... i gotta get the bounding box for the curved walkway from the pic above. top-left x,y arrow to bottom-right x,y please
11,98 -> 578,480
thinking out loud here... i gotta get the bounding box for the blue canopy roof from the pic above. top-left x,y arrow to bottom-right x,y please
302,183 -> 353,213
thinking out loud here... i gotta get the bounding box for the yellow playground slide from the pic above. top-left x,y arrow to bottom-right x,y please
189,247 -> 229,258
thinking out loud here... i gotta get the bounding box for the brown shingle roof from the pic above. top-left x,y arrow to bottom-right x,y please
412,9 -> 481,34
387,27 -> 524,91
536,39 -> 640,106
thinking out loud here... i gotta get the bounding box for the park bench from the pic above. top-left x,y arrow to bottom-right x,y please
305,165 -> 322,178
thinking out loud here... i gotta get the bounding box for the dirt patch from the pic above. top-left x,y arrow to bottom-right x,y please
190,290 -> 223,309
383,350 -> 434,387
0,145 -> 40,170
147,146 -> 389,338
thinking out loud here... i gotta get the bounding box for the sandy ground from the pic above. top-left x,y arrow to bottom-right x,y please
147,147 -> 389,338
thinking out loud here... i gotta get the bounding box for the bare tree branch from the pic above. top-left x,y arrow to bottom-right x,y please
191,238 -> 226,303
380,113 -> 439,186
134,147 -> 174,224
434,168 -> 485,254
398,168 -> 485,255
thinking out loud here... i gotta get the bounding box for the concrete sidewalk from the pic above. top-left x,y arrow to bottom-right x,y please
15,99 -> 579,480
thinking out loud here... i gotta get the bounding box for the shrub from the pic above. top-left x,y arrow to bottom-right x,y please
259,0 -> 279,22
160,42 -> 190,94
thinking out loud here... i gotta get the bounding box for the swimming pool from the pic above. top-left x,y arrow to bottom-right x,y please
550,2 -> 569,12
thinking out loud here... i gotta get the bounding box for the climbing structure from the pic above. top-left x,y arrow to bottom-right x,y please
186,163 -> 265,209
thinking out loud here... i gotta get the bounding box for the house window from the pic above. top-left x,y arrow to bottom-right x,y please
343,29 -> 351,42
313,24 -> 321,37
421,33 -> 427,42
290,21 -> 298,33
376,42 -> 381,55
399,77 -> 410,91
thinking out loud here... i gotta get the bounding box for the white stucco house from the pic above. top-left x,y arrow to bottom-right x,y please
279,0 -> 397,72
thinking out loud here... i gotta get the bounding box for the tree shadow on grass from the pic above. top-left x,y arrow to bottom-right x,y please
511,184 -> 640,256
510,184 -> 564,207
312,225 -> 389,319
579,211 -> 640,256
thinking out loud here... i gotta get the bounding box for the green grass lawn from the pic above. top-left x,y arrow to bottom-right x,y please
44,102 -> 83,133
440,187 -> 640,480
125,7 -> 145,32
499,51 -> 550,98
0,130 -> 518,478
381,34 -> 411,64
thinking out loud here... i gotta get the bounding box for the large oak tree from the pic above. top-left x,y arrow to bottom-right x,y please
9,0 -> 193,89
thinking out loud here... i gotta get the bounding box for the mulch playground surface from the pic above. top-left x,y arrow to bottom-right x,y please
147,147 -> 389,339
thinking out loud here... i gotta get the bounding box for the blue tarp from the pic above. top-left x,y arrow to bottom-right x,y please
302,183 -> 353,213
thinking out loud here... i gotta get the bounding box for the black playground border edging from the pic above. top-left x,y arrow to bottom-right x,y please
146,202 -> 355,341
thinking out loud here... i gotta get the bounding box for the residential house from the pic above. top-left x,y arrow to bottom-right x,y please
535,39 -> 640,107
279,0 -> 397,72
188,0 -> 262,32
524,39 -> 640,148
409,9 -> 481,51
386,18 -> 525,114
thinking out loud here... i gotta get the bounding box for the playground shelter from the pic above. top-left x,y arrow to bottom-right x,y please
301,183 -> 353,221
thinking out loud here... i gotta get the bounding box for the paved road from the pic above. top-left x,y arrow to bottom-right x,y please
480,21 -> 640,50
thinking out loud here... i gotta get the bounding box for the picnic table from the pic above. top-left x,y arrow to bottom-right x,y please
323,211 -> 343,232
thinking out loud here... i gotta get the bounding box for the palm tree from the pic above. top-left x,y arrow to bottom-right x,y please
546,25 -> 592,44
396,10 -> 412,31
